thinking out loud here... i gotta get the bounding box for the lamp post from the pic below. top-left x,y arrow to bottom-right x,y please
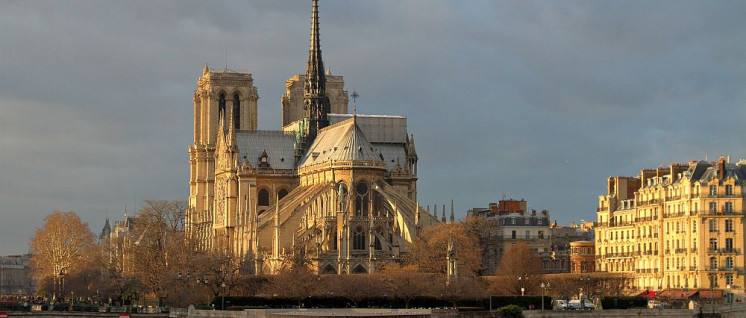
518,274 -> 528,296
540,282 -> 550,310
221,282 -> 226,310
579,276 -> 590,310
58,270 -> 65,303
710,278 -> 715,316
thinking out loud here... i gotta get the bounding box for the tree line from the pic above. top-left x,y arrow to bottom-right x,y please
29,201 -> 631,308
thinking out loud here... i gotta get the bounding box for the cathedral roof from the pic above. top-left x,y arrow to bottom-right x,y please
328,114 -> 408,143
298,118 -> 383,167
236,131 -> 296,170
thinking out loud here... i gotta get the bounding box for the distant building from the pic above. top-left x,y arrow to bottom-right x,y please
0,254 -> 34,295
541,221 -> 595,274
99,213 -> 138,275
468,199 -> 551,275
596,157 -> 746,297
569,241 -> 595,273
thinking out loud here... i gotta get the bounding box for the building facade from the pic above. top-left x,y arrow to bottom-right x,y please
468,199 -> 553,274
596,157 -> 746,296
185,0 -> 438,275
569,241 -> 595,274
0,254 -> 34,295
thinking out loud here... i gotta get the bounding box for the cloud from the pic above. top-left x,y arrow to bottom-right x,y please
1,0 -> 745,255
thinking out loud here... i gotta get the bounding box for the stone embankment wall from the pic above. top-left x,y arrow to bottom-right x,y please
6,313 -> 169,318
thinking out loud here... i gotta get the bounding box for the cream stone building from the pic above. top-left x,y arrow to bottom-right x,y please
185,0 -> 438,275
596,157 -> 746,298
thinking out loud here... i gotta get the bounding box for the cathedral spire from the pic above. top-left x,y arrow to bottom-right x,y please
303,0 -> 331,143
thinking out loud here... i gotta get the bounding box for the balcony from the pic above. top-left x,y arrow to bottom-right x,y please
708,248 -> 741,254
637,199 -> 660,206
675,248 -> 687,254
634,216 -> 656,223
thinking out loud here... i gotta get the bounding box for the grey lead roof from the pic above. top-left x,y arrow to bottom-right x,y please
298,118 -> 383,167
329,114 -> 408,143
236,131 -> 296,170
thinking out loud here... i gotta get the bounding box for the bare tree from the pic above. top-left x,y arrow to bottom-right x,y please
30,211 -> 95,298
324,274 -> 383,307
378,264 -> 435,308
130,200 -> 189,306
262,265 -> 319,307
491,242 -> 543,296
593,273 -> 633,297
440,275 -> 488,307
407,222 -> 482,275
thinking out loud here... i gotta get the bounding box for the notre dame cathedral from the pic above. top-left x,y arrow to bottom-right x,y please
185,0 -> 439,275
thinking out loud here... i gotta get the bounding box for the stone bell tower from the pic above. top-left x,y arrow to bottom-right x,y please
187,64 -> 258,249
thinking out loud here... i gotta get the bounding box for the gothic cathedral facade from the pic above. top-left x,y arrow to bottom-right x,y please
186,0 -> 439,275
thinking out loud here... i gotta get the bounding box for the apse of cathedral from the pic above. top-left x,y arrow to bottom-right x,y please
186,0 -> 439,275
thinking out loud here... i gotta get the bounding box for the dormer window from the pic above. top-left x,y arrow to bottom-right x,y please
258,149 -> 270,168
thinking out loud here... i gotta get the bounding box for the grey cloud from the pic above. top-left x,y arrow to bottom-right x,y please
1,1 -> 745,255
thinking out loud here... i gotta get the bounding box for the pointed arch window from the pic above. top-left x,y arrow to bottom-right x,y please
233,93 -> 240,129
355,181 -> 369,216
352,265 -> 366,274
218,93 -> 226,116
258,188 -> 270,207
278,188 -> 289,200
353,226 -> 365,250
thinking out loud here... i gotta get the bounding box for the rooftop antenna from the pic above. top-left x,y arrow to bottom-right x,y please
225,42 -> 229,69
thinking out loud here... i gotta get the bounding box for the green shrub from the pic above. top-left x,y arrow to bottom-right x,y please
497,304 -> 523,318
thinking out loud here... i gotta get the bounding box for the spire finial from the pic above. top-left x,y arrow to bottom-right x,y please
303,0 -> 330,142
351,90 -> 359,121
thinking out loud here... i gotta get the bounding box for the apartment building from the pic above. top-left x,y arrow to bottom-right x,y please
596,157 -> 745,298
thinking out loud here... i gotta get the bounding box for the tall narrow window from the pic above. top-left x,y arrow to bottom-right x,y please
726,185 -> 733,196
258,188 -> 270,207
218,93 -> 226,116
710,185 -> 717,196
353,227 -> 365,250
233,93 -> 240,129
725,202 -> 733,213
725,220 -> 733,232
710,257 -> 717,270
355,182 -> 369,216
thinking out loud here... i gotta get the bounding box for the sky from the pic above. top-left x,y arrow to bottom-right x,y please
1,1 -> 745,256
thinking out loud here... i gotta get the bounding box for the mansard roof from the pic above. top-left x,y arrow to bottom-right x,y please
236,131 -> 296,170
298,118 -> 383,167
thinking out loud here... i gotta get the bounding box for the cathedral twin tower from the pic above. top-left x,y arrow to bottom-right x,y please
187,0 -> 436,275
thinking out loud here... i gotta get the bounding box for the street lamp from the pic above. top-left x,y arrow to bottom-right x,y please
540,282 -> 550,310
579,276 -> 590,310
518,274 -> 528,296
58,270 -> 65,303
221,282 -> 226,310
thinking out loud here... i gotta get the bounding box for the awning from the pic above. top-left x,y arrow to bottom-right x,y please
641,290 -> 657,299
698,290 -> 724,299
657,289 -> 697,299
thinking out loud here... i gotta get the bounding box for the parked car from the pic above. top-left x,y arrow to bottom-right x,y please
552,300 -> 569,310
647,300 -> 670,309
568,299 -> 595,310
